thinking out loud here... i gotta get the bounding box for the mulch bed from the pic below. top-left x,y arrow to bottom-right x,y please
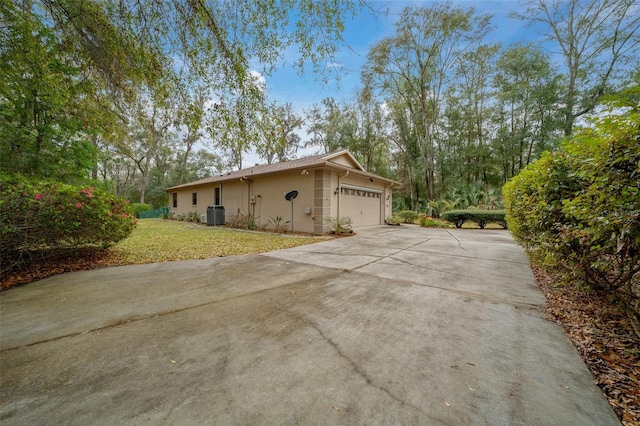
1,249 -> 111,291
533,266 -> 640,425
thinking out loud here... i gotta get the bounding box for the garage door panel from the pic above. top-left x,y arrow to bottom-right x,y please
340,187 -> 382,227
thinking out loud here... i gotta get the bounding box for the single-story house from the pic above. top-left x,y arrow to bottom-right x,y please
165,150 -> 398,234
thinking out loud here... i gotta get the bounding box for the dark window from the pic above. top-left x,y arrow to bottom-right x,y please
192,192 -> 197,205
172,193 -> 177,208
215,187 -> 221,205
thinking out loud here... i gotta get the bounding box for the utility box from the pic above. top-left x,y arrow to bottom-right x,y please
206,205 -> 225,226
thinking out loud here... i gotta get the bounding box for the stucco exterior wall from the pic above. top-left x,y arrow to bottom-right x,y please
168,163 -> 394,233
248,171 -> 316,233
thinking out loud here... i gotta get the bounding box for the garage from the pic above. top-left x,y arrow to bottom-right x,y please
340,184 -> 383,227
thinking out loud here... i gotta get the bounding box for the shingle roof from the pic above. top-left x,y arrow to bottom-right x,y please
166,149 -> 393,191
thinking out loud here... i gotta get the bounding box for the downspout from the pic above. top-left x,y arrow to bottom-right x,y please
337,170 -> 349,220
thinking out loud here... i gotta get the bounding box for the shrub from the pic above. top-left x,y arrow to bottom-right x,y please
418,213 -> 450,228
386,216 -> 402,225
226,213 -> 257,230
0,175 -> 136,272
325,216 -> 353,235
441,209 -> 506,229
175,211 -> 201,223
503,91 -> 639,315
395,210 -> 419,224
130,203 -> 153,218
266,215 -> 289,233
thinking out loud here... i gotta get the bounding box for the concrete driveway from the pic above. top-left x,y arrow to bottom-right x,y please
0,226 -> 619,425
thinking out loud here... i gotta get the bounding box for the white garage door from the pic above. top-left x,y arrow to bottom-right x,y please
340,185 -> 382,227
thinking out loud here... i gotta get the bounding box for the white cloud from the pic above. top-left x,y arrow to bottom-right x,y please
325,62 -> 344,69
249,70 -> 267,93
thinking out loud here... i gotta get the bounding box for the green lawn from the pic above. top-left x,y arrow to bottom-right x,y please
107,219 -> 328,265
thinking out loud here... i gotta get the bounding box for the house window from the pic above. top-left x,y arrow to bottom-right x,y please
215,187 -> 221,205
192,192 -> 197,206
172,193 -> 177,208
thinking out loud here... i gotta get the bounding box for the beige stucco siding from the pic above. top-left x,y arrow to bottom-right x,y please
249,171 -> 315,233
167,154 -> 395,233
170,184 -> 217,219
327,156 -> 357,168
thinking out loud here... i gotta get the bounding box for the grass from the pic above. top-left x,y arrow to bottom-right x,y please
106,219 -> 328,265
1,219 -> 330,290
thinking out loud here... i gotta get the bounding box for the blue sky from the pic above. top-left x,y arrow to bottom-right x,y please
241,0 -> 549,164
262,1 -> 542,112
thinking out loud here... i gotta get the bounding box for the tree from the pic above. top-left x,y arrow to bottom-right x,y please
365,3 -> 492,201
305,97 -> 354,153
492,45 -> 564,182
0,1 -> 97,181
515,0 -> 640,136
441,43 -> 501,192
258,102 -> 303,165
350,85 -> 391,175
4,0 -> 364,180
176,92 -> 207,185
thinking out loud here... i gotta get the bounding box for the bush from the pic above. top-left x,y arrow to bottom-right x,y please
0,175 -> 136,272
266,216 -> 290,233
325,216 -> 353,235
130,203 -> 153,218
503,92 -> 639,315
441,209 -> 506,229
173,211 -> 202,223
226,213 -> 256,230
395,210 -> 419,224
386,216 -> 402,225
418,214 -> 450,228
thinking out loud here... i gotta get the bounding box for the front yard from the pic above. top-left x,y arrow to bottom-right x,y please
1,219 -> 328,290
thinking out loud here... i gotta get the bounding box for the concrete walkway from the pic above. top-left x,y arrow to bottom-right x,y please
0,226 -> 619,425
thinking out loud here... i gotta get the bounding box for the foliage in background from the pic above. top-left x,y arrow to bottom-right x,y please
503,90 -> 640,316
0,175 -> 136,274
130,203 -> 153,218
2,0 -> 637,215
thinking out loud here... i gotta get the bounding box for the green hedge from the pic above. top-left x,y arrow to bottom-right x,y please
395,210 -> 420,224
502,91 -> 639,315
130,203 -> 153,218
441,210 -> 507,229
1,175 -> 136,272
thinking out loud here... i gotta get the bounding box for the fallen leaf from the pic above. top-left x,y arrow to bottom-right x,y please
332,406 -> 340,412
445,401 -> 450,407
170,360 -> 176,364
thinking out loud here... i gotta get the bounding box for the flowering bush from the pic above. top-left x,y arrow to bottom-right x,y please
1,175 -> 136,271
